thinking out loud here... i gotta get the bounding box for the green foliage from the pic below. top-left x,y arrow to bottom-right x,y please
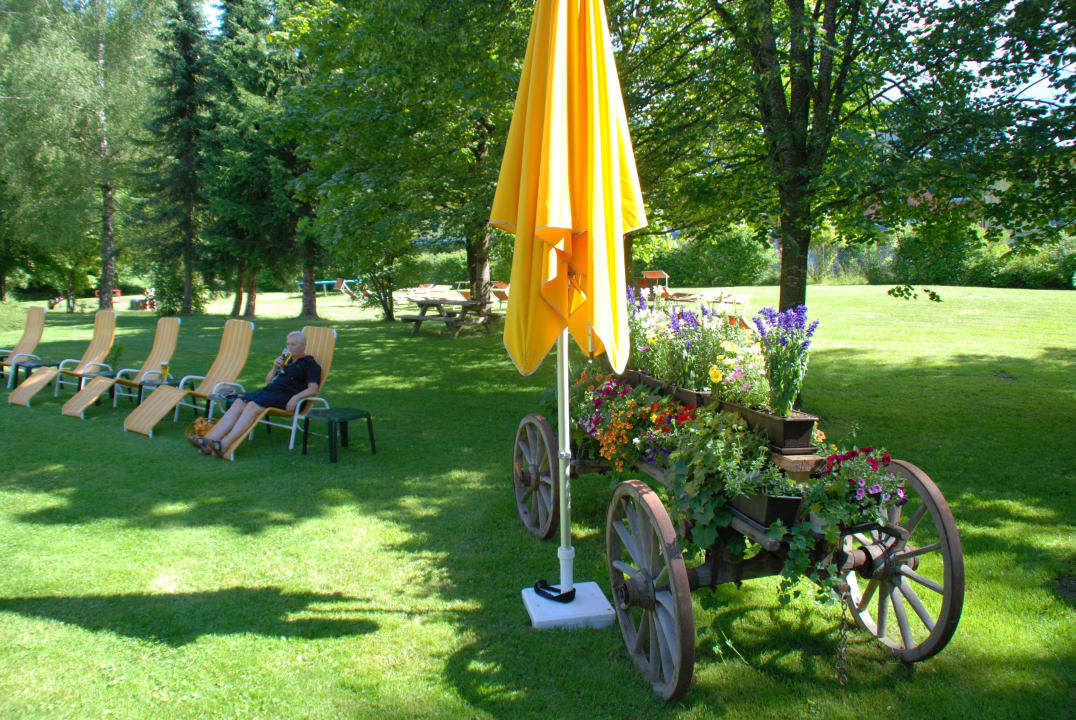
668,407 -> 780,553
887,285 -> 942,302
644,225 -> 774,287
397,249 -> 469,288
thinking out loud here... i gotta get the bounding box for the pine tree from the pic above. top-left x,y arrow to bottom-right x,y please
142,0 -> 211,314
201,0 -> 310,319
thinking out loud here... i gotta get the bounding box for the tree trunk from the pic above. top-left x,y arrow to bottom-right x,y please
777,206 -> 811,310
98,180 -> 115,310
0,272 -> 5,302
300,259 -> 318,319
230,260 -> 245,316
96,23 -> 114,311
466,225 -> 492,307
243,275 -> 257,318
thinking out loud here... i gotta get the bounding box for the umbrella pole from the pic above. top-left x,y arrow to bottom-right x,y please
556,328 -> 574,593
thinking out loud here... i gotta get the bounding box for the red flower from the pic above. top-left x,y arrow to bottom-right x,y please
882,452 -> 891,465
861,445 -> 874,454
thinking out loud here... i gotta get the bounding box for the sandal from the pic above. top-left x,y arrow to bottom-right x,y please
198,437 -> 221,456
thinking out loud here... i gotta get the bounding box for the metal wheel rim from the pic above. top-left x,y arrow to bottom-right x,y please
511,413 -> 558,539
841,459 -> 964,662
606,479 -> 694,701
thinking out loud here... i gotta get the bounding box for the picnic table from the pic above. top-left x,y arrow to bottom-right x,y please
399,298 -> 495,338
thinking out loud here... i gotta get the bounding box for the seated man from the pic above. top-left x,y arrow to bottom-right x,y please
198,330 -> 320,457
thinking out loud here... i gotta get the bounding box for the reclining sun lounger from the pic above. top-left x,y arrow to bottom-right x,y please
8,310 -> 116,407
215,325 -> 337,460
60,316 -> 181,419
123,318 -> 253,437
1,306 -> 46,389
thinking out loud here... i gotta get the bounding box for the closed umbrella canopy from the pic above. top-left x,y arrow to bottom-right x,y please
490,0 -> 646,375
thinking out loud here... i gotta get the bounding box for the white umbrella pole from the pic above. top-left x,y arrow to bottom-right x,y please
556,328 -> 574,593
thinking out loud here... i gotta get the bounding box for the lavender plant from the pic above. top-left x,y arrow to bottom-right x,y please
753,305 -> 819,416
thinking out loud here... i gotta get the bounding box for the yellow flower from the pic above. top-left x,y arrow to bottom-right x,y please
708,365 -> 723,383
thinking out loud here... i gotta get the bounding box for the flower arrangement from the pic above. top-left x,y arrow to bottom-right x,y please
626,287 -> 769,407
803,446 -> 907,538
571,369 -> 696,472
770,444 -> 907,602
753,305 -> 819,416
667,405 -> 784,551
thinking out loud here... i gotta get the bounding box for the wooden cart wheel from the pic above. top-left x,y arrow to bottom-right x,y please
840,459 -> 964,662
511,413 -> 558,539
606,479 -> 694,701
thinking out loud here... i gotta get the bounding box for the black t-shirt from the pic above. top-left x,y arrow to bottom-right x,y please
266,355 -> 321,395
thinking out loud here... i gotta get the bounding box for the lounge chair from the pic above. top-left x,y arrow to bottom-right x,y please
8,310 -> 116,407
655,285 -> 701,304
123,318 -> 254,437
1,306 -> 46,389
60,317 -> 181,419
334,278 -> 361,303
493,287 -> 509,309
215,325 -> 337,460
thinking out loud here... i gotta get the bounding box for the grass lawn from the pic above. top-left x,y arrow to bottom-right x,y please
0,285 -> 1073,719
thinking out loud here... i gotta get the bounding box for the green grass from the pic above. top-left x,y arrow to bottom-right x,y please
0,286 -> 1073,719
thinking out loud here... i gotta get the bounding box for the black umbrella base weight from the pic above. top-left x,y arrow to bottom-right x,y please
522,581 -> 615,630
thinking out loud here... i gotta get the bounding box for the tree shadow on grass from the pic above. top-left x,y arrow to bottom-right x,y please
0,587 -> 377,646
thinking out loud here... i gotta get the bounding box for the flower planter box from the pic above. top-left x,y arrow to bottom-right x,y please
728,492 -> 803,527
635,371 -> 669,393
673,386 -> 713,408
719,400 -> 817,453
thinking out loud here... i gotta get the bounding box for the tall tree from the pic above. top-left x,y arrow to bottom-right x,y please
201,0 -> 310,319
277,0 -> 528,316
142,0 -> 211,314
0,0 -> 163,306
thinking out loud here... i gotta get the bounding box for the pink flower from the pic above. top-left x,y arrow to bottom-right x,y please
857,478 -> 866,487
896,487 -> 905,500
856,488 -> 866,500
868,458 -> 879,470
868,484 -> 883,494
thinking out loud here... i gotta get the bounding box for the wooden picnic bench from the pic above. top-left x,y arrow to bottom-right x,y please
400,298 -> 493,338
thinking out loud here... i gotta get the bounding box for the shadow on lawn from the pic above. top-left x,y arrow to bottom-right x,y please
0,586 -> 377,646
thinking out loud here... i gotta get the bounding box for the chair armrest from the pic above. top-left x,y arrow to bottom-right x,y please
58,358 -> 81,371
8,352 -> 41,366
179,374 -> 205,390
0,349 -> 11,358
115,367 -> 140,380
296,396 -> 330,417
212,381 -> 245,395
84,362 -> 112,374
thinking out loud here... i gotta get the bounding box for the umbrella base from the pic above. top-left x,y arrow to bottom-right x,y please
522,581 -> 615,630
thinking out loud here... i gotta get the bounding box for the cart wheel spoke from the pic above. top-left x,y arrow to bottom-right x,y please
892,541 -> 941,564
840,459 -> 964,662
898,566 -> 945,595
606,480 -> 694,701
612,517 -> 644,568
511,414 -> 559,539
891,584 -> 915,650
877,581 -> 891,638
897,577 -> 936,631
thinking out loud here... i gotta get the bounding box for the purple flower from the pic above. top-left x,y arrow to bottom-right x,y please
856,488 -> 866,500
857,478 -> 866,487
868,484 -> 883,495
881,492 -> 891,501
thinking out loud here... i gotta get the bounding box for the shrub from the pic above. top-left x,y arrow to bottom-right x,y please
397,249 -> 469,288
645,224 -> 774,287
892,219 -> 982,284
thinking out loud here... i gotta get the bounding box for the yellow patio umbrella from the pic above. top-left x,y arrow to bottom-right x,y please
490,0 -> 646,624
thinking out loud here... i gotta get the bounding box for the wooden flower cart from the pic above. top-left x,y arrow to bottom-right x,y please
511,391 -> 965,701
